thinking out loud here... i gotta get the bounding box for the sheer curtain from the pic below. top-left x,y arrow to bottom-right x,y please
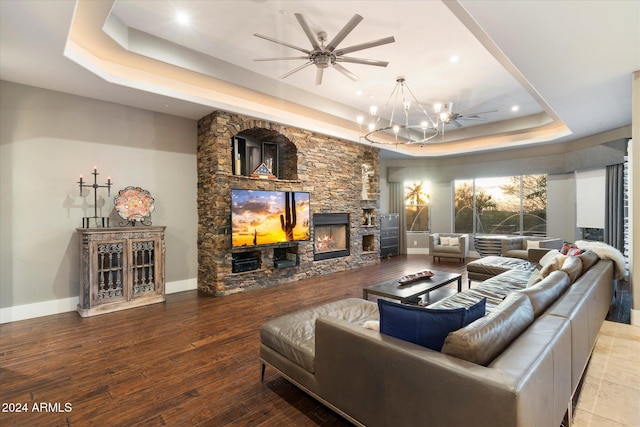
605,163 -> 624,252
388,181 -> 407,254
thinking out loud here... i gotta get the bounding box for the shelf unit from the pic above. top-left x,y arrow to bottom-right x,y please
380,213 -> 400,257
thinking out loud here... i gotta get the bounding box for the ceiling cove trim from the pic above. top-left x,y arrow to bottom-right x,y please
64,0 -> 571,157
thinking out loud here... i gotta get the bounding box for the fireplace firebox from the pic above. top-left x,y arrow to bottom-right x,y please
314,213 -> 350,261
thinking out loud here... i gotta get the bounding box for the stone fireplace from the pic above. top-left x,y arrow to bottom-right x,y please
197,110 -> 381,296
314,213 -> 350,261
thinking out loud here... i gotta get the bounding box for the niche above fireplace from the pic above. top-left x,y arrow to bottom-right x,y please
314,213 -> 350,261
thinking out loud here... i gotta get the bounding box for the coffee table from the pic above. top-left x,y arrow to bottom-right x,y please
363,270 -> 462,306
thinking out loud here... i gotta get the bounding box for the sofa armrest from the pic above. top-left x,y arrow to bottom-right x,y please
537,238 -> 563,250
528,247 -> 553,264
428,233 -> 441,251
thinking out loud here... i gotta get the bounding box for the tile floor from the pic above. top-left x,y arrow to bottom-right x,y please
573,321 -> 640,427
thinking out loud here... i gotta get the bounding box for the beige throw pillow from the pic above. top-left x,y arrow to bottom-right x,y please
440,236 -> 451,246
526,239 -> 541,249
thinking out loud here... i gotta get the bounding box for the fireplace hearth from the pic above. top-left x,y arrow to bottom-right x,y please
314,213 -> 350,261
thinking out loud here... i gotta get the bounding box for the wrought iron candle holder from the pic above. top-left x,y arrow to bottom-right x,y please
78,167 -> 112,228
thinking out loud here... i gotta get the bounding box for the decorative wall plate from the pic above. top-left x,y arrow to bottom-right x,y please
114,186 -> 155,223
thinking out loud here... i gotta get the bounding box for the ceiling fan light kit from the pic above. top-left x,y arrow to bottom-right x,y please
254,12 -> 499,145
253,13 -> 394,85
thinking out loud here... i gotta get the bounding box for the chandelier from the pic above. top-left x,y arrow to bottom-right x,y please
357,77 -> 451,145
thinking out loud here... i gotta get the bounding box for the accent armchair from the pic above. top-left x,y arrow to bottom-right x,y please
501,236 -> 563,262
428,233 -> 469,263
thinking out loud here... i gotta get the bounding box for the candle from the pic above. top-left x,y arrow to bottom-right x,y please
79,174 -> 83,183
94,166 -> 97,173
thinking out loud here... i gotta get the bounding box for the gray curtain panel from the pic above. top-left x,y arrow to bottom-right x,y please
604,163 -> 624,252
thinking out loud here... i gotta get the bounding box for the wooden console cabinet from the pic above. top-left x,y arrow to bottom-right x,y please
77,226 -> 166,317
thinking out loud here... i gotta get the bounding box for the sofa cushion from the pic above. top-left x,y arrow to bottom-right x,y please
441,292 -> 534,366
378,298 -> 486,351
467,256 -> 533,277
260,298 -> 379,373
431,268 -> 531,313
519,271 -> 570,317
561,255 -> 583,283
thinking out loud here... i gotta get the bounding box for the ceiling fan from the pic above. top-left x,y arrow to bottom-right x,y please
438,103 -> 498,128
253,13 -> 395,85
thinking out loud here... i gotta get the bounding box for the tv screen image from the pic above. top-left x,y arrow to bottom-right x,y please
231,189 -> 310,247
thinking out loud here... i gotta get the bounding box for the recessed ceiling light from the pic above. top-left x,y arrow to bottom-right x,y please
450,55 -> 459,64
511,105 -> 520,112
176,12 -> 190,24
356,90 -> 363,96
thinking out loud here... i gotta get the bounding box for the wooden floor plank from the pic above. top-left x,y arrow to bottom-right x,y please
0,255 -> 629,426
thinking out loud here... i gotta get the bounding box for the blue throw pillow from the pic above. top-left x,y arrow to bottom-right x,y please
465,297 -> 487,325
378,298 -> 486,351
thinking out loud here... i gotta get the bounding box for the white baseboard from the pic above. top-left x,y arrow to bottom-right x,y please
0,297 -> 78,324
631,309 -> 640,327
0,278 -> 198,324
406,248 -> 429,255
166,278 -> 198,294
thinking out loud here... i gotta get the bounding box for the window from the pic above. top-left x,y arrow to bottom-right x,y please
405,181 -> 430,232
454,175 -> 547,236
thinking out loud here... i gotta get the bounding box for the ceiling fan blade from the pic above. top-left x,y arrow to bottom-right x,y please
294,13 -> 321,50
464,109 -> 498,116
253,56 -> 309,62
315,68 -> 324,86
326,14 -> 363,52
332,63 -> 358,82
254,33 -> 311,55
459,117 -> 489,121
338,56 -> 389,67
452,120 -> 463,128
334,36 -> 396,56
279,61 -> 314,79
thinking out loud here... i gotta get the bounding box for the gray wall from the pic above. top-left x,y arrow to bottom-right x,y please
0,81 -> 198,311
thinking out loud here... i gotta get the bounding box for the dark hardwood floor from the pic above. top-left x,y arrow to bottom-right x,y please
0,255 -> 630,426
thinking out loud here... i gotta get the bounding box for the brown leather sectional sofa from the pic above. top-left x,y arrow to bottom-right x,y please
260,250 -> 614,427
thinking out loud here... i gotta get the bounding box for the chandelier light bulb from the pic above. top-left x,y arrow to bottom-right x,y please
403,101 -> 411,111
393,125 -> 400,134
434,103 -> 442,113
420,121 -> 429,128
356,115 -> 364,126
368,122 -> 375,132
370,105 -> 378,115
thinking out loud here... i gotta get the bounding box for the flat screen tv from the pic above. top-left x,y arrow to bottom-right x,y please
231,189 -> 310,247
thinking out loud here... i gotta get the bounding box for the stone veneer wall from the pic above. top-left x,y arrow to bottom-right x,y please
197,110 -> 380,296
